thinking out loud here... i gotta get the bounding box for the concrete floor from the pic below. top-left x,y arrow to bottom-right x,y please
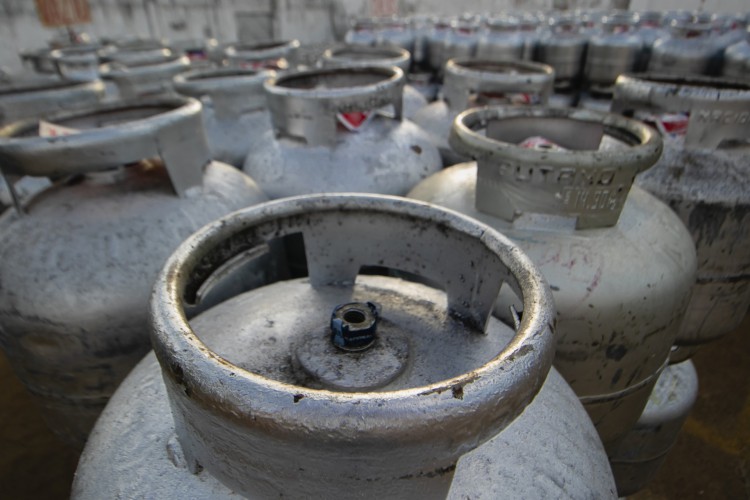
1,314 -> 748,499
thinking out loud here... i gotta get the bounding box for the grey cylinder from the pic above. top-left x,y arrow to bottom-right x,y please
0,97 -> 270,447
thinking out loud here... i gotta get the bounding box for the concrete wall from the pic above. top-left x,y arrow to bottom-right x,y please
1,0 -> 747,73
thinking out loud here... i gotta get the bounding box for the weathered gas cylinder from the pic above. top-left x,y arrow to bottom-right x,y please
411,58 -> 554,167
584,13 -> 643,94
634,11 -> 667,71
723,29 -> 750,81
408,106 -> 697,452
321,44 -> 428,118
612,74 -> 750,361
373,17 -> 416,54
345,18 -> 377,47
49,45 -> 103,81
0,77 -> 104,125
224,40 -> 300,70
100,55 -> 190,99
0,76 -> 105,209
72,194 -> 616,499
242,66 -> 440,198
609,359 -> 699,496
648,21 -> 718,76
535,17 -> 588,89
475,17 -> 525,61
173,68 -> 273,168
0,97 -> 270,447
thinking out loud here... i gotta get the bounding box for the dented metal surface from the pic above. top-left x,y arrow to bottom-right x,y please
408,106 -> 697,451
73,194 -> 614,499
411,58 -> 554,167
0,98 -> 269,446
243,66 -> 441,198
609,359 -> 699,496
613,74 -> 750,353
173,68 -> 274,168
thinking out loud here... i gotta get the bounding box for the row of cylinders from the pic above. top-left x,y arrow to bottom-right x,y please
346,9 -> 750,88
0,27 -> 747,499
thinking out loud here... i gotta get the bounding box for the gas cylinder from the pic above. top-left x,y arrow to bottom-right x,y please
411,58 -> 554,166
321,45 -> 428,118
344,18 -> 377,47
609,359 -> 699,496
475,17 -> 525,61
72,194 -> 616,499
634,11 -> 667,71
440,20 -> 479,72
648,21 -> 719,76
373,17 -> 416,54
223,40 -> 300,71
584,13 -> 642,94
408,106 -> 697,452
49,45 -> 103,81
0,97 -> 271,447
425,18 -> 449,72
0,76 -> 104,125
612,74 -> 750,361
723,29 -> 750,81
242,66 -> 441,198
535,16 -> 588,90
100,55 -> 190,99
173,68 -> 274,168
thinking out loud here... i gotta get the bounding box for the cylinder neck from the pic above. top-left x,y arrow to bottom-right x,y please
442,59 -> 554,112
150,194 -> 555,498
612,73 -> 750,149
450,106 -> 662,230
173,68 -> 272,120
263,66 -> 404,147
0,97 -> 210,204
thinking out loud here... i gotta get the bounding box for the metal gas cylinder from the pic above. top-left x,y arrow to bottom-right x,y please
321,45 -> 428,118
612,74 -> 750,361
72,194 -> 616,499
535,17 -> 588,89
242,66 -> 441,198
373,17 -> 416,54
517,14 -> 542,61
584,13 -> 642,94
408,106 -> 697,452
609,359 -> 699,496
648,21 -> 718,76
49,45 -> 103,81
224,40 -> 300,71
426,19 -> 453,72
0,97 -> 270,447
411,58 -> 554,166
173,68 -> 273,168
634,11 -> 667,71
100,55 -> 190,99
723,28 -> 750,81
475,17 -> 525,61
440,20 -> 479,72
0,76 -> 104,125
344,18 -> 377,47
